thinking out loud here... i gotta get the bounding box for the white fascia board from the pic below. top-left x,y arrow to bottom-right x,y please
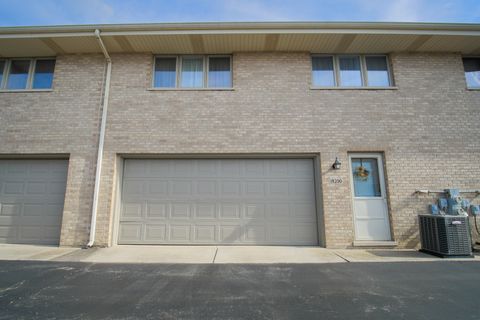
1,21 -> 480,38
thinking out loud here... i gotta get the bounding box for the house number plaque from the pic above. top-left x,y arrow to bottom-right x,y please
329,177 -> 343,184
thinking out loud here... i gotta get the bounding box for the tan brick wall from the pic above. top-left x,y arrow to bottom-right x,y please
1,52 -> 479,247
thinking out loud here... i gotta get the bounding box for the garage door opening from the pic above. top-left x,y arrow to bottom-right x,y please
118,158 -> 320,245
0,159 -> 68,245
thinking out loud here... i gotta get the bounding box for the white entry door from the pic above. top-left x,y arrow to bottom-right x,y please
349,154 -> 391,241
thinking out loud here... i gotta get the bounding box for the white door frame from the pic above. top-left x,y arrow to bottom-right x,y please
349,153 -> 391,241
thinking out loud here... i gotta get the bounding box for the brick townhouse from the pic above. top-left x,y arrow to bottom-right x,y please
0,22 -> 479,248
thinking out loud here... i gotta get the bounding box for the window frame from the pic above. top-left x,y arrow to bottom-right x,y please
0,57 -> 56,91
462,56 -> 480,90
206,55 -> 233,89
311,54 -> 394,89
311,54 -> 337,87
179,55 -> 206,88
152,54 -> 233,89
152,55 -> 178,88
363,55 -> 393,88
337,54 -> 364,87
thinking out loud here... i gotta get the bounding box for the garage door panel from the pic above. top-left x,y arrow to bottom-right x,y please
245,203 -> 266,219
245,160 -> 266,176
122,202 -> 143,218
0,160 -> 67,245
123,180 -> 145,196
169,224 -> 191,241
292,224 -> 318,242
196,180 -> 217,195
245,225 -> 266,242
0,203 -> 21,216
146,202 -> 167,218
195,203 -> 216,219
148,181 -> 168,195
194,225 -> 216,242
171,203 -> 191,218
145,224 -> 167,241
3,181 -> 25,195
245,181 -> 266,196
0,226 -> 16,239
119,159 -> 318,245
19,226 -> 45,240
219,224 -> 242,243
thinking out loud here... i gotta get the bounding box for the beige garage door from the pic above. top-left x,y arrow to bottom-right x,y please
118,158 -> 318,245
0,159 -> 68,245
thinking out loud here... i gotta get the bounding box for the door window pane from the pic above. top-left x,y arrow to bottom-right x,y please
0,60 -> 5,88
7,60 -> 30,89
208,57 -> 231,88
33,59 -> 55,89
351,158 -> 381,197
312,56 -> 335,86
338,56 -> 362,87
181,57 -> 204,88
463,58 -> 480,88
366,56 -> 390,87
154,57 -> 177,88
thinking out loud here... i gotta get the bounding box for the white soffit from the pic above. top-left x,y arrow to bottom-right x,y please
52,36 -> 101,54
0,38 -> 56,57
127,35 -> 194,54
346,34 -> 420,53
417,35 -> 480,53
201,34 -> 267,53
276,34 -> 342,52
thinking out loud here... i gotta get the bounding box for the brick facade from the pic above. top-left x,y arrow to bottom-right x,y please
1,52 -> 479,247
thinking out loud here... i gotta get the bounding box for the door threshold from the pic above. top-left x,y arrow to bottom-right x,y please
353,240 -> 398,247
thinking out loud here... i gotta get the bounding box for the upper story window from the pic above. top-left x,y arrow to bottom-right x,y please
153,55 -> 232,89
463,57 -> 480,89
311,55 -> 393,88
0,58 -> 55,90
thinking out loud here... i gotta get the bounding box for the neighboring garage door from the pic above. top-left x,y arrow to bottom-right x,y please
119,158 -> 318,245
0,159 -> 68,245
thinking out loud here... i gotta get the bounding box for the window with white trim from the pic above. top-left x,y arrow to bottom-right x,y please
153,55 -> 232,89
0,58 -> 55,90
311,55 -> 393,88
463,57 -> 480,89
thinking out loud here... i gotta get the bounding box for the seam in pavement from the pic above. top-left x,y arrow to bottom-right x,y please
44,249 -> 83,261
212,247 -> 219,263
333,251 -> 350,262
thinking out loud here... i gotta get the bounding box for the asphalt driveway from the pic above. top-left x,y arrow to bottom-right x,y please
0,261 -> 479,320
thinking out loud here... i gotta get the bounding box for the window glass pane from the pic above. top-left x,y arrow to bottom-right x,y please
366,56 -> 390,87
154,57 -> 176,88
32,59 -> 55,89
181,57 -> 204,88
463,58 -> 480,88
7,60 -> 30,89
0,60 -> 5,88
208,57 -> 231,88
351,158 -> 381,197
312,56 -> 335,86
338,56 -> 362,87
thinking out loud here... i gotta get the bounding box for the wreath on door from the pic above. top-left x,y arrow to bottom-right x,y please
353,160 -> 370,181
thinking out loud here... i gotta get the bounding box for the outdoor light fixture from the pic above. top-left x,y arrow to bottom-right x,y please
332,157 -> 341,170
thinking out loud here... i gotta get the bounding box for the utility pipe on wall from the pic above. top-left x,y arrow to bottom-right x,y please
414,189 -> 480,194
87,29 -> 112,247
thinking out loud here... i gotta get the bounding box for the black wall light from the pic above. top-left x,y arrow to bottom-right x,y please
332,157 -> 341,170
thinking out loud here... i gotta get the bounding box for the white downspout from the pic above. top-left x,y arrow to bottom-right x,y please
87,29 -> 111,247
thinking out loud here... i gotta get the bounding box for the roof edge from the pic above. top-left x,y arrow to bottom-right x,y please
1,21 -> 480,35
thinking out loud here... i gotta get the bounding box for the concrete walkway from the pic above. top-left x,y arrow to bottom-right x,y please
1,244 -> 479,264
